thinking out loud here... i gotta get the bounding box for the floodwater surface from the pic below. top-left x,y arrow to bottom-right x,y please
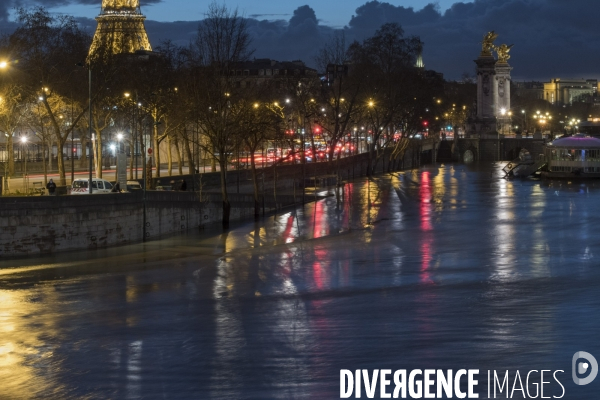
1,163 -> 600,399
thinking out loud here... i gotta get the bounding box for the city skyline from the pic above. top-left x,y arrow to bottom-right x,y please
1,0 -> 600,81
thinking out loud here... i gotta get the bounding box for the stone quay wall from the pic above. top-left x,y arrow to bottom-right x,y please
0,191 -> 307,257
1,149 -> 417,258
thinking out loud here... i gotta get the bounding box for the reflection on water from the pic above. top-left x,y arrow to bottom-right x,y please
2,164 -> 600,398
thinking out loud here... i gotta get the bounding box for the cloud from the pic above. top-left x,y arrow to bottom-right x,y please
336,0 -> 600,80
249,14 -> 290,19
4,0 -> 600,81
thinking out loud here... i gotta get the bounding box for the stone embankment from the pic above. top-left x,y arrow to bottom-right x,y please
0,149 -> 417,257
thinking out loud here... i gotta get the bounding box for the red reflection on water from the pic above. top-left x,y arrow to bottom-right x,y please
313,200 -> 327,238
420,171 -> 432,231
342,183 -> 355,228
313,248 -> 326,289
420,237 -> 433,284
420,172 -> 433,283
282,214 -> 295,243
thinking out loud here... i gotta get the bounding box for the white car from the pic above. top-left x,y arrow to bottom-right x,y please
71,178 -> 114,194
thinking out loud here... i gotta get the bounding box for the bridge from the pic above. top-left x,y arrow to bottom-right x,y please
422,136 -> 547,163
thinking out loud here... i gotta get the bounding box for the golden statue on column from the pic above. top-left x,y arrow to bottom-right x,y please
480,31 -> 498,56
494,43 -> 514,64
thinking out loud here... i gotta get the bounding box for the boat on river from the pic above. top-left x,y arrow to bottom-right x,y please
542,134 -> 600,178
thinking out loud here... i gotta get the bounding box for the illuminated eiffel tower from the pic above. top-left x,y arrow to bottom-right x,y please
89,0 -> 152,56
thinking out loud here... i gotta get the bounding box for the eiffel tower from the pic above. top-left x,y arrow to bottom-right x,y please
89,0 -> 152,56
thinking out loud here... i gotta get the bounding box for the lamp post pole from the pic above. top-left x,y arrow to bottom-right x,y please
21,137 -> 28,192
115,133 -> 123,183
143,137 -> 147,242
71,98 -> 74,184
134,99 -> 138,180
498,110 -> 504,162
88,66 -> 93,194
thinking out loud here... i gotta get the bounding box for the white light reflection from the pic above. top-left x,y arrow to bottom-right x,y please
527,185 -> 550,276
492,178 -> 516,282
126,341 -> 142,400
210,259 -> 246,398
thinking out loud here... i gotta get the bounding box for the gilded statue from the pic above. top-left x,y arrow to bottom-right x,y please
494,43 -> 514,63
481,31 -> 498,56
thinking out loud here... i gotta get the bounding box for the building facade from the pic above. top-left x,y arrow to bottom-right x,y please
543,79 -> 595,105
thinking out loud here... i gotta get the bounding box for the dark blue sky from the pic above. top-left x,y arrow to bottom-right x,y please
2,0 -> 600,81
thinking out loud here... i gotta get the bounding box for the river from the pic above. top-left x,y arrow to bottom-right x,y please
1,163 -> 599,399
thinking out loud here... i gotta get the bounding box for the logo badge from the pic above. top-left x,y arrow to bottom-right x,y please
572,351 -> 598,385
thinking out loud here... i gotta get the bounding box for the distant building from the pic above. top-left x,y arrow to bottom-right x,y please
415,42 -> 425,70
543,78 -> 595,105
513,81 -> 544,100
229,59 -> 317,88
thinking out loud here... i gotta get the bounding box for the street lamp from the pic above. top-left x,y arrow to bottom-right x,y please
533,111 -> 552,137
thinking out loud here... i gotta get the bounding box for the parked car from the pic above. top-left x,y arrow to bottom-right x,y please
71,178 -> 113,194
126,180 -> 142,191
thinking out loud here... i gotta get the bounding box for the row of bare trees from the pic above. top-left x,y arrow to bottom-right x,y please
0,3 -> 467,224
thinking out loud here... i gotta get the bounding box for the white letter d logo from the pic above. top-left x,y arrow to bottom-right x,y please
573,351 -> 598,385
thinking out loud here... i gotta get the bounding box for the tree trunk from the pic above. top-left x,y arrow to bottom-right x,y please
42,137 -> 48,185
182,129 -> 195,173
250,152 -> 259,218
154,128 -> 161,178
57,138 -> 66,186
93,130 -> 103,178
92,136 -> 99,178
175,138 -> 183,176
273,163 -> 277,209
7,135 -> 14,176
129,141 -> 134,180
166,134 -> 173,176
211,144 -> 216,172
366,143 -> 373,177
146,156 -> 153,189
48,138 -> 53,172
219,155 -> 230,228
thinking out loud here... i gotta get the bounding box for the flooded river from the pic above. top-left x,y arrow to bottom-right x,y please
1,163 -> 599,399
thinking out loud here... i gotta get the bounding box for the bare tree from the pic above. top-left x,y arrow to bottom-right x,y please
188,2 -> 253,226
315,32 -> 363,172
0,83 -> 27,177
351,23 -> 424,174
7,7 -> 92,186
